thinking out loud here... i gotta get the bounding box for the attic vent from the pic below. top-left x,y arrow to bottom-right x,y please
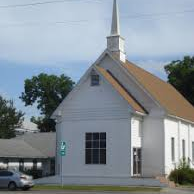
91,70 -> 100,86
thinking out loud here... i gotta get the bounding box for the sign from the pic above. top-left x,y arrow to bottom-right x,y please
60,141 -> 66,156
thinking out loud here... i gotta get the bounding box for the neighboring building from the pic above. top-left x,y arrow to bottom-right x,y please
0,133 -> 55,177
15,120 -> 40,136
51,0 -> 194,186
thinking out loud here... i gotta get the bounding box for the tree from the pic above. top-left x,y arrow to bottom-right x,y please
0,95 -> 24,139
20,73 -> 75,132
165,56 -> 194,106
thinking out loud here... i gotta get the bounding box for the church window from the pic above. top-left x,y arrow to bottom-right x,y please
171,137 -> 175,162
85,132 -> 106,164
182,139 -> 185,158
91,71 -> 100,86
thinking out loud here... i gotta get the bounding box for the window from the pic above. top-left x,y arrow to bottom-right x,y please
171,138 -> 175,162
182,139 -> 185,158
91,71 -> 100,86
0,171 -> 13,177
192,142 -> 194,161
33,159 -> 37,170
85,132 -> 106,164
19,159 -> 24,172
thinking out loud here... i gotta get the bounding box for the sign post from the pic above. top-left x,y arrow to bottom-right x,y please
60,141 -> 66,187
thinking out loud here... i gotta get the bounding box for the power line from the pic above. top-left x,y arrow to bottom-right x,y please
0,8 -> 193,28
122,9 -> 194,19
0,0 -> 101,8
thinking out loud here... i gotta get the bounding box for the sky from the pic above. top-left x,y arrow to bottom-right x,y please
0,0 -> 194,119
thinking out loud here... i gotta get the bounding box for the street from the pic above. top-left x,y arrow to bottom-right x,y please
0,188 -> 194,194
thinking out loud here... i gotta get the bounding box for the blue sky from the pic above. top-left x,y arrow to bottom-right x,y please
0,0 -> 194,118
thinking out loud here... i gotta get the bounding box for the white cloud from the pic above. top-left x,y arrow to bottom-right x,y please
1,0 -> 194,117
0,0 -> 193,66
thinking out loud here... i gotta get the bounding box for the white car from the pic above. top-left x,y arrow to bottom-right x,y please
0,170 -> 34,191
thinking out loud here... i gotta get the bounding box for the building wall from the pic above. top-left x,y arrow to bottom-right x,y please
142,116 -> 165,177
55,70 -> 134,182
164,117 -> 194,175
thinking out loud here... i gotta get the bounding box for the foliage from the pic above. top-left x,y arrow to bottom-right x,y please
169,158 -> 194,185
22,169 -> 43,179
165,56 -> 194,106
0,95 -> 24,139
20,73 -> 74,132
33,185 -> 161,192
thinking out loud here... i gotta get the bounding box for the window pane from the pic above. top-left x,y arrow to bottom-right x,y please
100,149 -> 106,164
86,141 -> 92,148
171,138 -> 175,161
91,75 -> 100,86
85,132 -> 106,165
93,133 -> 99,140
86,133 -> 92,141
182,140 -> 185,158
100,133 -> 106,140
0,171 -> 5,176
192,142 -> 194,161
0,171 -> 13,176
93,140 -> 99,148
100,140 -> 106,148
86,149 -> 92,164
92,149 -> 99,164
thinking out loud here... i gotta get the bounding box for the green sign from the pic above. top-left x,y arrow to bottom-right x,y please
60,142 -> 66,156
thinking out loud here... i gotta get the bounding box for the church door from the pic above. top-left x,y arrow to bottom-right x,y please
133,148 -> 141,176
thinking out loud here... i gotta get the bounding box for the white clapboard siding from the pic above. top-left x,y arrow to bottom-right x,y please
131,117 -> 142,148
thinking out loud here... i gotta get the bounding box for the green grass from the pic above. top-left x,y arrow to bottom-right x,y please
33,185 -> 161,192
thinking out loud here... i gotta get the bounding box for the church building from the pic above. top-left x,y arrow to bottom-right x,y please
52,0 -> 194,186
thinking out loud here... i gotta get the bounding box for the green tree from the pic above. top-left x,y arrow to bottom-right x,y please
0,95 -> 24,139
20,73 -> 74,132
165,56 -> 194,106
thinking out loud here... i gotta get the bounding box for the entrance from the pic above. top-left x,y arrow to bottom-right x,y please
133,148 -> 141,176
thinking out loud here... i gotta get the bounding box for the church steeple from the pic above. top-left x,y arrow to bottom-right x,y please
111,0 -> 120,35
107,0 -> 126,62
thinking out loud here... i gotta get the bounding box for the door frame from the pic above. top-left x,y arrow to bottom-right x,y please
132,147 -> 142,177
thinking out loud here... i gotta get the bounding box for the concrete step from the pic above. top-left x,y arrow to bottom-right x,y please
156,176 -> 176,188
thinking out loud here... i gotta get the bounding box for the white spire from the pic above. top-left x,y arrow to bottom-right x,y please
107,0 -> 126,62
111,0 -> 120,35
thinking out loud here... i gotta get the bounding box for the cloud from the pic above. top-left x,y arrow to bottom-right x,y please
1,0 -> 194,117
0,0 -> 193,66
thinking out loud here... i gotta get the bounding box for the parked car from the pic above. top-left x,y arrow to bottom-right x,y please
0,170 -> 34,191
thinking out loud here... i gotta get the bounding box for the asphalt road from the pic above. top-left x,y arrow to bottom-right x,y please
0,188 -> 194,194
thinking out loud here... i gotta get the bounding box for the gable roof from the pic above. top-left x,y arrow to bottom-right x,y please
96,66 -> 146,114
0,139 -> 45,158
121,59 -> 194,123
15,133 -> 56,158
51,50 -> 194,123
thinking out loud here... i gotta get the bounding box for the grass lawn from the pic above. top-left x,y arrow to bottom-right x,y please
33,185 -> 161,192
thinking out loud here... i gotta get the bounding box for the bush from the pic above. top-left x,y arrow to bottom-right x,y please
22,169 -> 43,179
169,158 -> 194,185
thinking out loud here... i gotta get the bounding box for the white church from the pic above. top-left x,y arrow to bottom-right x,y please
52,0 -> 194,186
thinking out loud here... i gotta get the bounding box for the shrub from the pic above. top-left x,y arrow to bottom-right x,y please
22,169 -> 43,179
169,158 -> 194,185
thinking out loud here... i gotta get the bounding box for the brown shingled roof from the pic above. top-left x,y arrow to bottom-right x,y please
96,66 -> 146,114
122,60 -> 194,123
